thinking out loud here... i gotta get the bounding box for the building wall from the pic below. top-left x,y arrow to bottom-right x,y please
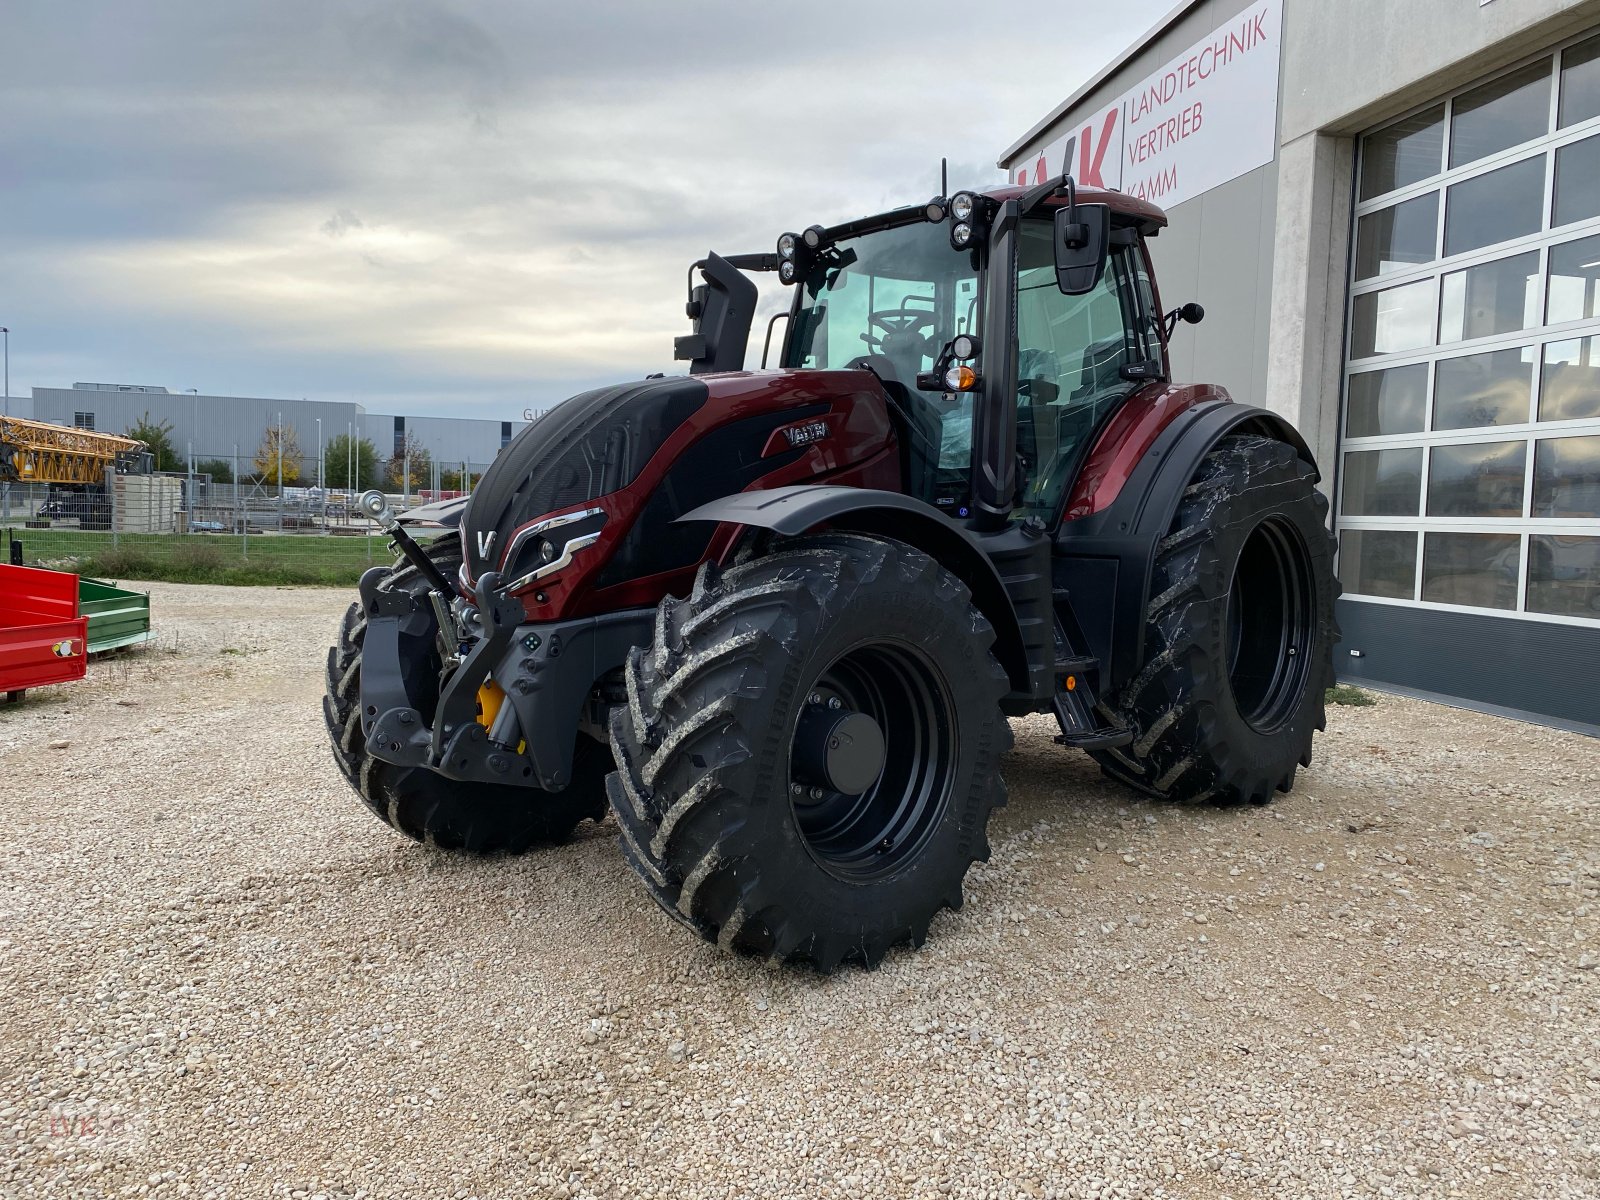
30,387 -> 508,477
1000,0 -> 1281,415
1267,0 -> 1600,481
1001,0 -> 1600,730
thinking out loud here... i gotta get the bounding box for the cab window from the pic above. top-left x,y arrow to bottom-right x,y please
1014,218 -> 1158,520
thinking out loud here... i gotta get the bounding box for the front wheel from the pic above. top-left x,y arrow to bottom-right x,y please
607,533 -> 1012,971
1092,435 -> 1339,805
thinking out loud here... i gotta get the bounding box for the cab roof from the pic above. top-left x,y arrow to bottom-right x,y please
981,183 -> 1168,234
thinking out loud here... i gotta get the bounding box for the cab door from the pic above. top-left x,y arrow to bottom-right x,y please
1012,218 -> 1162,524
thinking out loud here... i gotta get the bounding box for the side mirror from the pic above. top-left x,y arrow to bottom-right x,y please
1053,202 -> 1110,295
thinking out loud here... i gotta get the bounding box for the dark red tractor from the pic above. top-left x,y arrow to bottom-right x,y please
326,174 -> 1337,970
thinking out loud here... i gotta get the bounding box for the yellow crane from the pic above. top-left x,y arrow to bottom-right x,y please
0,416 -> 146,485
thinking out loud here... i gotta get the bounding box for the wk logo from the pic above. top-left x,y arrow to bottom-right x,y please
1068,109 -> 1119,189
1023,107 -> 1120,189
476,529 -> 496,559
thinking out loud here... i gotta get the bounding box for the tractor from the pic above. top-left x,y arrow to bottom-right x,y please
325,173 -> 1338,971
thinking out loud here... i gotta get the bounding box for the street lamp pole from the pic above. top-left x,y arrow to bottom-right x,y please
316,417 -> 324,532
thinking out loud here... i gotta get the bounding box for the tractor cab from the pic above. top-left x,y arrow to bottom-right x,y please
684,179 -> 1187,533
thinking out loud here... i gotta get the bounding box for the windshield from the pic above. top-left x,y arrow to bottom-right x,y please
783,219 -> 981,490
785,219 -> 979,379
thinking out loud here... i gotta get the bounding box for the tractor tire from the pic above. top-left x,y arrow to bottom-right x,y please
606,533 -> 1012,971
1091,434 -> 1338,805
322,531 -> 609,852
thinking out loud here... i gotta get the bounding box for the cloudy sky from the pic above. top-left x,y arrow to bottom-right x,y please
1,0 -> 1171,418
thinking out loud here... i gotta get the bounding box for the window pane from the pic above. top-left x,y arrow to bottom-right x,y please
1540,337 -> 1600,421
1427,440 -> 1527,516
1342,447 -> 1423,516
1546,234 -> 1600,324
1553,134 -> 1600,227
1439,250 -> 1540,343
1352,279 -> 1435,357
1356,192 -> 1438,280
1346,364 -> 1428,436
1433,347 -> 1534,429
1527,535 -> 1600,617
1449,60 -> 1552,167
1532,434 -> 1600,516
1559,32 -> 1600,128
1340,529 -> 1418,599
1443,157 -> 1544,257
1422,532 -> 1521,609
1361,105 -> 1445,200
1014,221 -> 1138,518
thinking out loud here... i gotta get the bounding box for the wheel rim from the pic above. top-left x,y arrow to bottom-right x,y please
789,641 -> 956,882
1225,517 -> 1316,733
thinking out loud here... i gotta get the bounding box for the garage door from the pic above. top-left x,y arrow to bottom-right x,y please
1337,33 -> 1600,729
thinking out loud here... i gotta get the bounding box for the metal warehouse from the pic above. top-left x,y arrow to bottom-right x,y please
1001,0 -> 1600,731
25,383 -> 514,482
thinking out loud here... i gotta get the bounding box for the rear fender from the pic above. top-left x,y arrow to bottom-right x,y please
1055,399 -> 1322,691
678,486 -> 1042,697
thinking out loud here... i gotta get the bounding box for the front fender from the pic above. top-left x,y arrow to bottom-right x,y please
679,486 -> 1039,696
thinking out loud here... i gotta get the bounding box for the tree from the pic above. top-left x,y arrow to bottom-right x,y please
254,423 -> 302,486
125,412 -> 181,472
195,458 -> 233,483
386,431 -> 432,491
440,466 -> 482,492
324,433 -> 380,490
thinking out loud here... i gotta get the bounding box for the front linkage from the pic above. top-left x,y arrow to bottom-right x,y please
354,489 -> 649,794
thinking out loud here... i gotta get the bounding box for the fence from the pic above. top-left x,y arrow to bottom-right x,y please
0,473 -> 451,586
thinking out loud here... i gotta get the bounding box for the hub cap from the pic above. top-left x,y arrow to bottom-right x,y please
788,642 -> 956,881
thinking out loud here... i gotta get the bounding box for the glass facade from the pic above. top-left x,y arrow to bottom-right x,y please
1342,41 -> 1600,627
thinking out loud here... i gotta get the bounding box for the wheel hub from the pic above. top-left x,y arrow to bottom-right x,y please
787,644 -> 956,882
792,704 -> 886,795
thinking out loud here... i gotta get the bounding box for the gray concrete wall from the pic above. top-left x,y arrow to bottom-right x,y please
1279,0 -> 1600,142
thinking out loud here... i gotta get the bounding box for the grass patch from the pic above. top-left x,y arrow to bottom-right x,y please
1326,684 -> 1377,707
4,527 -> 412,587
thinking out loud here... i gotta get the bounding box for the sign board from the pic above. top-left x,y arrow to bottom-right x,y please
1012,0 -> 1283,209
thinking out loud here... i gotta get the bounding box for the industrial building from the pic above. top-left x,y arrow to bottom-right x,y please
1001,0 -> 1600,731
25,383 -> 515,483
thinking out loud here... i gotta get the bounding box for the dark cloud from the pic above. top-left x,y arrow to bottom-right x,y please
0,0 -> 1171,415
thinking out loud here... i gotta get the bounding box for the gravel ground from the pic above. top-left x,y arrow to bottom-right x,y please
1,581 -> 1597,1200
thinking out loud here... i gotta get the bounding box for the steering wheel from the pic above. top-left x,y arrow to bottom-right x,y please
860,308 -> 939,352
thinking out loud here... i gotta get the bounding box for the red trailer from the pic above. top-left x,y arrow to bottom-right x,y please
0,564 -> 88,702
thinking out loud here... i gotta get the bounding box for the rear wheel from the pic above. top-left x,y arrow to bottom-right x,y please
606,533 -> 1012,971
322,532 -> 609,852
1091,435 -> 1338,804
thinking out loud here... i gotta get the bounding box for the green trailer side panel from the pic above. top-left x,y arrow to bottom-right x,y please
78,578 -> 153,654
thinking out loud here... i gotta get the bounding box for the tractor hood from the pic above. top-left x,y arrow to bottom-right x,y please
460,368 -> 905,595
461,375 -> 709,584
